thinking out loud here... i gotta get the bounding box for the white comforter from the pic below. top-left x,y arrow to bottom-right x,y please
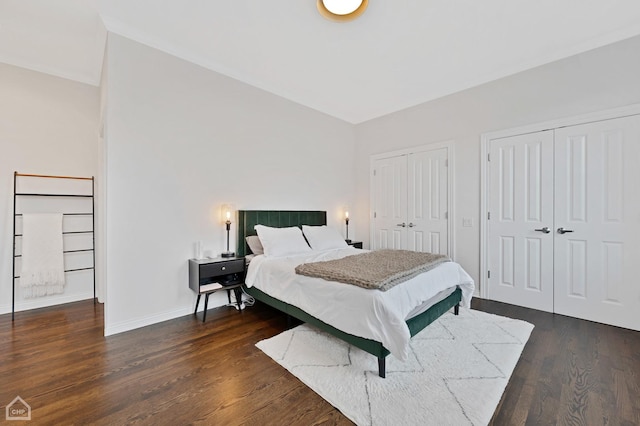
245,247 -> 475,360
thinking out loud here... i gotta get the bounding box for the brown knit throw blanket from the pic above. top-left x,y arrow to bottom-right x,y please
295,249 -> 450,291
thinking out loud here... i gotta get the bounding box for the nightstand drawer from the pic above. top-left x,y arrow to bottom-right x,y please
200,259 -> 244,277
347,241 -> 363,249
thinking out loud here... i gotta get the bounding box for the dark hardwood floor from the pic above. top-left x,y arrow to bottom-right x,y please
1,298 -> 638,425
475,299 -> 640,426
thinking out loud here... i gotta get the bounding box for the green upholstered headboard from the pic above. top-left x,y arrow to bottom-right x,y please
236,210 -> 327,257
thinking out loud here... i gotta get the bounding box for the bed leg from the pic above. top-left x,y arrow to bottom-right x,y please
378,356 -> 386,378
454,303 -> 460,315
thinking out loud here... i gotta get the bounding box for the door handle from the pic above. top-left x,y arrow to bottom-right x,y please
534,227 -> 551,234
408,223 -> 416,228
396,223 -> 406,227
557,227 -> 574,234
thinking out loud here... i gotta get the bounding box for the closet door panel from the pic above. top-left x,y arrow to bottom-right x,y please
408,148 -> 448,254
488,131 -> 554,312
372,155 -> 407,250
553,115 -> 640,331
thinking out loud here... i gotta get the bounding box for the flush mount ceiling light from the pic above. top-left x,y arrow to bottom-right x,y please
317,0 -> 369,22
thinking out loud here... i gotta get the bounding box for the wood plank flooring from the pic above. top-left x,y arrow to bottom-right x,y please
1,299 -> 638,425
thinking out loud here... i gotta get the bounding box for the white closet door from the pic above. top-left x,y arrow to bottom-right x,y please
488,131 -> 555,312
408,148 -> 448,254
372,155 -> 407,250
554,115 -> 640,331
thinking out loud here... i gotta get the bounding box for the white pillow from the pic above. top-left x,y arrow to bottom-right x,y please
254,225 -> 312,257
245,235 -> 264,255
302,225 -> 348,251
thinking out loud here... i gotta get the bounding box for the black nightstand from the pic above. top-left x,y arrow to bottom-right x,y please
189,256 -> 245,322
346,241 -> 363,249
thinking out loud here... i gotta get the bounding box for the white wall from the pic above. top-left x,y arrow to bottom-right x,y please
104,34 -> 356,335
354,35 -> 640,294
0,63 -> 100,314
11,29 -> 637,333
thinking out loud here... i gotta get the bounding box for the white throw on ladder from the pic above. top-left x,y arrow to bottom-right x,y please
20,213 -> 65,297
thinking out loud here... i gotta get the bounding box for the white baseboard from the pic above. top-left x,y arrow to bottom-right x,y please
1,290 -> 233,338
104,292 -> 229,336
104,306 -> 192,336
0,292 -> 95,315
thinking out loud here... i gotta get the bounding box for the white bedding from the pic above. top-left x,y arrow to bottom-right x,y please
245,247 -> 475,361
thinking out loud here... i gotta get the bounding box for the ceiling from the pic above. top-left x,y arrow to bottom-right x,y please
2,1 -> 640,124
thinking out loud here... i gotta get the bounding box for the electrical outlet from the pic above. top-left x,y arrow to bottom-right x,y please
462,217 -> 473,227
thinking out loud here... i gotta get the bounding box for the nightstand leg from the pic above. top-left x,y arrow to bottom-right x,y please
234,288 -> 242,310
227,289 -> 232,304
203,293 -> 210,322
194,294 -> 201,315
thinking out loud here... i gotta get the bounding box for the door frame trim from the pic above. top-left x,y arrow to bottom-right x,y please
370,140 -> 455,259
480,103 -> 640,299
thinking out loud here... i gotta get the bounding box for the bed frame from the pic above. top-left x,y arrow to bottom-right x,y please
237,210 -> 461,378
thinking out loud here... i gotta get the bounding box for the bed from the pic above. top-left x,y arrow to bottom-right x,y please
237,210 -> 474,378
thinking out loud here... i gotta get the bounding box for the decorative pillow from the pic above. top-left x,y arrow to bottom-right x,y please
254,225 -> 312,257
245,235 -> 264,255
302,225 -> 348,251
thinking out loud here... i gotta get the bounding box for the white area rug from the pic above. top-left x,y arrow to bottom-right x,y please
256,308 -> 533,426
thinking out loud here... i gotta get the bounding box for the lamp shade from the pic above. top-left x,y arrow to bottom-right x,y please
221,204 -> 234,223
